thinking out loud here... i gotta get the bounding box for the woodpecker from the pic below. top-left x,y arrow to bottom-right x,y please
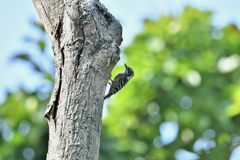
104,63 -> 134,100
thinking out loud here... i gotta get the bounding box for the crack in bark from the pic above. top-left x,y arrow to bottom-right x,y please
52,67 -> 62,120
44,18 -> 64,120
61,49 -> 65,66
55,20 -> 63,49
53,19 -> 64,123
44,66 -> 61,119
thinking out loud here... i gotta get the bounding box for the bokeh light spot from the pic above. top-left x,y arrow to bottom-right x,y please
186,70 -> 201,87
179,96 -> 193,109
159,122 -> 179,145
175,149 -> 199,160
153,136 -> 162,148
147,102 -> 160,114
18,120 -> 31,135
168,21 -> 181,34
26,96 -> 38,112
23,147 -> 35,160
203,129 -> 215,139
2,128 -> 14,142
181,129 -> 194,143
217,55 -> 240,73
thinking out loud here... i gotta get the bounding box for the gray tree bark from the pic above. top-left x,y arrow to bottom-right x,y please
32,0 -> 122,159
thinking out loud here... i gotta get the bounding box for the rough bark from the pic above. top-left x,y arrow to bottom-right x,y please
32,0 -> 122,159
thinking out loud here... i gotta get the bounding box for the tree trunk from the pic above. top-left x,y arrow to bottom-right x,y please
32,0 -> 122,159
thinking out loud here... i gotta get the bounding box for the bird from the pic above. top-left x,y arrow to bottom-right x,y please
104,63 -> 134,100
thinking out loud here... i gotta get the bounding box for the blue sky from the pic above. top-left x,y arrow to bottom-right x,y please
0,1 -> 39,102
1,0 -> 240,103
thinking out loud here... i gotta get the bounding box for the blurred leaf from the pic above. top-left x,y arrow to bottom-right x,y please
43,73 -> 54,81
37,39 -> 46,52
31,62 -> 42,72
11,53 -> 30,61
33,21 -> 46,32
11,53 -> 42,73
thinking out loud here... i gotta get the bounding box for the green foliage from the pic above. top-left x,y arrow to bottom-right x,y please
100,7 -> 240,160
0,90 -> 48,160
0,23 -> 52,160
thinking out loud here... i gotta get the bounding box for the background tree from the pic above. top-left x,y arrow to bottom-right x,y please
0,22 -> 51,160
100,7 -> 240,160
1,6 -> 240,160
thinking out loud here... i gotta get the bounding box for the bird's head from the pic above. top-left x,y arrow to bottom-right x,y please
124,63 -> 134,79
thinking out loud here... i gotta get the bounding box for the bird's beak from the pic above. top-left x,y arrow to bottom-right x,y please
124,63 -> 128,68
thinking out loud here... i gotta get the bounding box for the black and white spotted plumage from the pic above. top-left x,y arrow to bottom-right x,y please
104,63 -> 134,100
